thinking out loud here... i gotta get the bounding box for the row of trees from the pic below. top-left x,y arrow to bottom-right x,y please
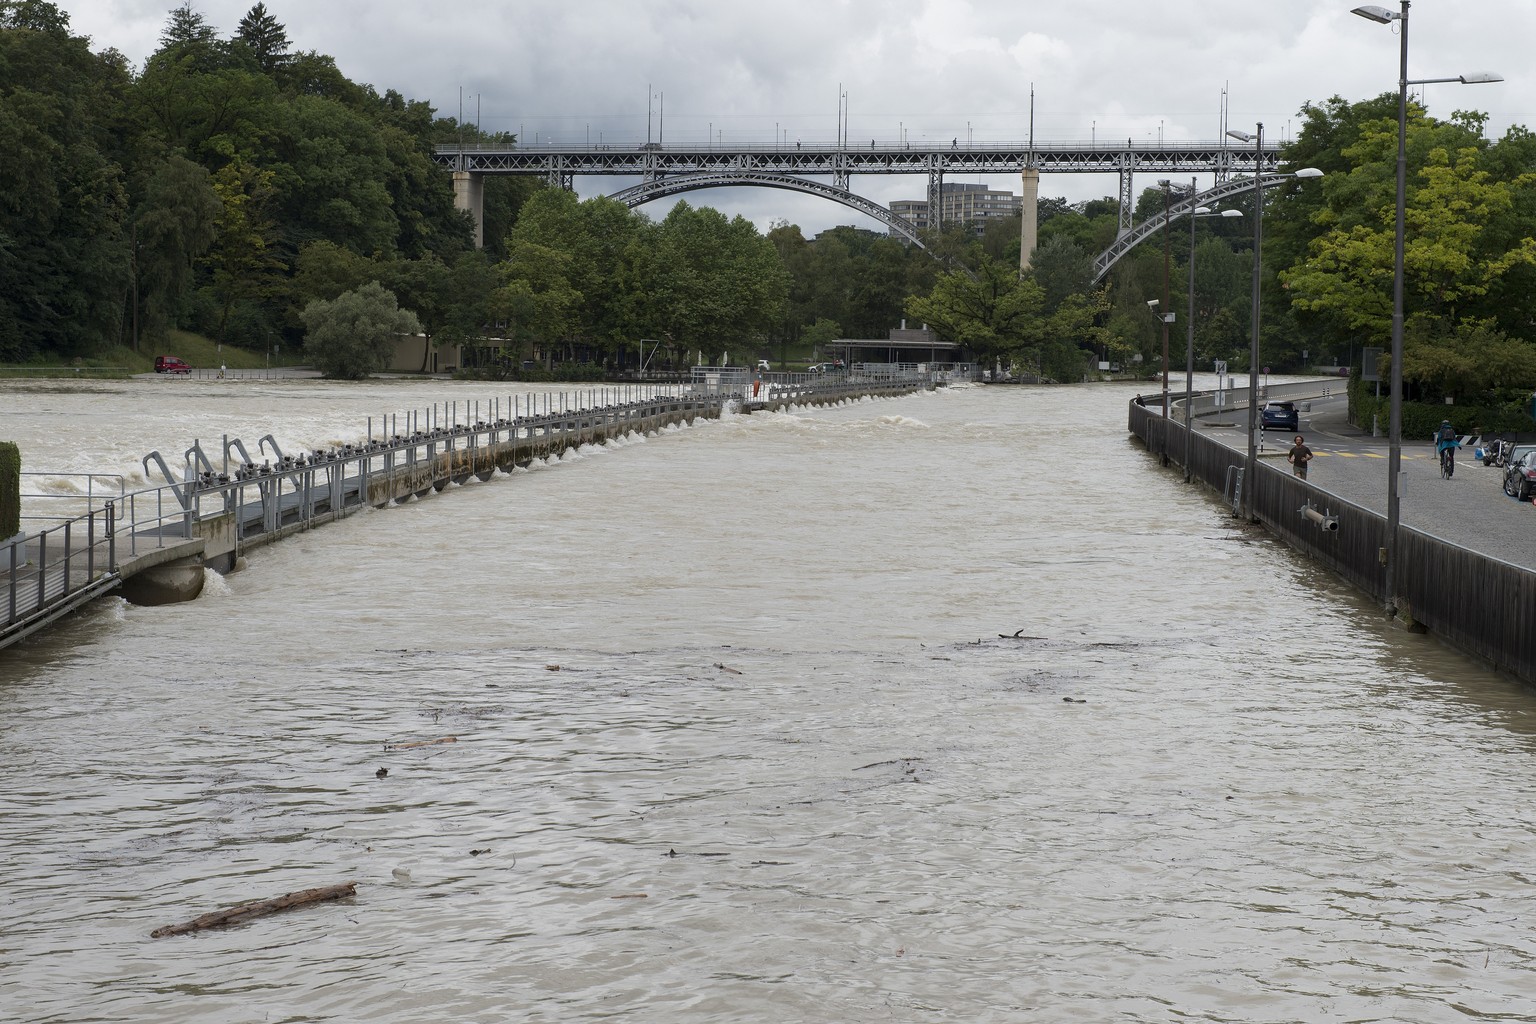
906,94 -> 1536,401
0,0 -> 530,362
296,189 -> 789,377
6,1 -> 1536,403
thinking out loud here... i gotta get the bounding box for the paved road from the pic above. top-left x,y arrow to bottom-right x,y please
1196,393 -> 1536,568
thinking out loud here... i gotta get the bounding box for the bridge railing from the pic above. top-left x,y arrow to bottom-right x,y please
3,503 -> 117,634
19,472 -> 128,529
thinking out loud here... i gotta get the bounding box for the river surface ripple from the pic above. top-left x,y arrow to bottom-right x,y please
2,379 -> 1534,1023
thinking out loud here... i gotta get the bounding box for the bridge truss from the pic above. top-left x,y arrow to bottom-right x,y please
434,139 -> 1282,235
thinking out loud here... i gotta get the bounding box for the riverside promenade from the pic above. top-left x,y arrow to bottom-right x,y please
1131,380 -> 1536,685
1198,390 -> 1536,570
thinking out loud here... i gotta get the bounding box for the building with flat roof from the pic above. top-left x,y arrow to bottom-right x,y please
889,182 -> 1021,237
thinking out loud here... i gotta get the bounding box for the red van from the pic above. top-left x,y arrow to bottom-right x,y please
154,355 -> 191,374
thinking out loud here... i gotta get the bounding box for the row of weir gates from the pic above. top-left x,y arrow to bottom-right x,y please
2,369 -> 940,650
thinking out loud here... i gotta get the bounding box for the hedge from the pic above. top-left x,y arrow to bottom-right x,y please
1347,372 -> 1536,438
0,441 -> 19,540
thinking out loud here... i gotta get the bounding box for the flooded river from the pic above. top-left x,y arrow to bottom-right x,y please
2,378 -> 1534,1022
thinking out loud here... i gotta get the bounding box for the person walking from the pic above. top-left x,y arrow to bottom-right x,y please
1288,434 -> 1314,479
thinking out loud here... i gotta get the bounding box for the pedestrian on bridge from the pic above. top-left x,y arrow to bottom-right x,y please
1288,435 -> 1314,480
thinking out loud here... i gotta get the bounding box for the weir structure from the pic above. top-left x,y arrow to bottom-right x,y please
1,371 -> 935,651
434,138 -> 1282,263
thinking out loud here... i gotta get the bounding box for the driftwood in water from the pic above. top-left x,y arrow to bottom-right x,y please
150,882 -> 357,938
384,736 -> 457,751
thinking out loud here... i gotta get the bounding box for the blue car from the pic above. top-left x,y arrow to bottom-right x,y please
1260,401 -> 1299,432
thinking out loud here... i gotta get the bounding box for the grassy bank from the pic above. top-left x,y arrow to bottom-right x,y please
0,331 -> 303,378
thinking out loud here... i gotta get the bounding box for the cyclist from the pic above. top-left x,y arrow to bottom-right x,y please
1434,419 -> 1460,478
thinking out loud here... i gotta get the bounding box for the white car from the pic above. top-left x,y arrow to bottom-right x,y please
756,359 -> 771,371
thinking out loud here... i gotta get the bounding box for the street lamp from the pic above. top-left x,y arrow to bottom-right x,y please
1183,186 -> 1243,482
1147,296 -> 1175,460
1351,1 -> 1502,615
1225,124 -> 1322,520
1158,180 -> 1174,463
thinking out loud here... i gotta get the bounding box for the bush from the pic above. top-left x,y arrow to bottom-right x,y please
301,283 -> 422,380
0,442 -> 19,540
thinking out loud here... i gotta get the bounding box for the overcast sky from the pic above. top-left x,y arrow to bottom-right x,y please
60,0 -> 1536,237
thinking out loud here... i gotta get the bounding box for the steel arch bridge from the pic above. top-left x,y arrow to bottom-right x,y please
434,138 -> 1281,236
1090,173 -> 1309,282
607,171 -> 930,250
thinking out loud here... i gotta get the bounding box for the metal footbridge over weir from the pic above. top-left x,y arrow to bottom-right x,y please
433,138 -> 1282,252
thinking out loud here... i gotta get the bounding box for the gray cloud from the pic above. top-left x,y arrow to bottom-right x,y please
62,0 -> 1533,234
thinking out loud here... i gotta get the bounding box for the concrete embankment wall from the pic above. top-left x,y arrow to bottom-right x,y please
1129,399 -> 1536,686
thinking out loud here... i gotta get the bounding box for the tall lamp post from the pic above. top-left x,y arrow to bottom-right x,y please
1159,180 -> 1174,463
1225,126 -> 1323,520
1351,1 -> 1502,613
1183,186 -> 1244,482
1225,125 -> 1266,521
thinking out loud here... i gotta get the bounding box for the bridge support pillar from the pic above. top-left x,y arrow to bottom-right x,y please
1018,167 -> 1040,272
453,171 -> 485,249
1117,145 -> 1135,237
927,167 -> 943,229
119,555 -> 206,606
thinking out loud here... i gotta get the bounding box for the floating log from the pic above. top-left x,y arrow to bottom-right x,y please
383,736 -> 457,751
150,881 -> 357,938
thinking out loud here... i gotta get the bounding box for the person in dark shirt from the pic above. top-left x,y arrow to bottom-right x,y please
1288,435 -> 1314,479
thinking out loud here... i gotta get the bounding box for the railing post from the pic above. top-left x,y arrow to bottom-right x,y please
62,521 -> 73,598
36,529 -> 47,608
106,500 -> 116,571
7,536 -> 17,625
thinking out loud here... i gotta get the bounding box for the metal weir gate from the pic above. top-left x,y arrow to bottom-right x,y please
434,139 -> 1281,243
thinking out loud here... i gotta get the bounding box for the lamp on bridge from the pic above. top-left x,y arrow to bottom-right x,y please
1351,0 -> 1502,616
1224,125 -> 1323,520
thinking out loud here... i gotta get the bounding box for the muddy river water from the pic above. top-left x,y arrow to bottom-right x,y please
2,377 -> 1534,1022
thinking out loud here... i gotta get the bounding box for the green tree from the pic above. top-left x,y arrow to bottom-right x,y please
383,251 -> 497,371
491,240 -> 582,365
643,202 -> 788,363
904,253 -> 1045,369
291,239 -> 379,307
0,1 -> 131,358
203,154 -> 283,342
1280,103 -> 1536,344
1027,234 -> 1094,312
234,2 -> 289,74
300,280 -> 420,379
130,154 -> 222,348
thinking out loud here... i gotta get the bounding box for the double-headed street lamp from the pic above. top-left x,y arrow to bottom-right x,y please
1224,125 -> 1323,520
1182,183 -> 1243,482
1351,1 -> 1502,614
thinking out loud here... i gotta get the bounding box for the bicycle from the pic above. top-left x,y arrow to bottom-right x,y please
1439,444 -> 1457,479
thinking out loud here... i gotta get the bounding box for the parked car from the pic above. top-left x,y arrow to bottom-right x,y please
1260,401 -> 1299,432
1504,452 -> 1536,500
154,355 -> 191,374
808,360 -> 846,374
756,359 -> 771,371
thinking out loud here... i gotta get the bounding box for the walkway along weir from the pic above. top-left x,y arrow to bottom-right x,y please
2,372 -> 934,651
1127,394 -> 1536,686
